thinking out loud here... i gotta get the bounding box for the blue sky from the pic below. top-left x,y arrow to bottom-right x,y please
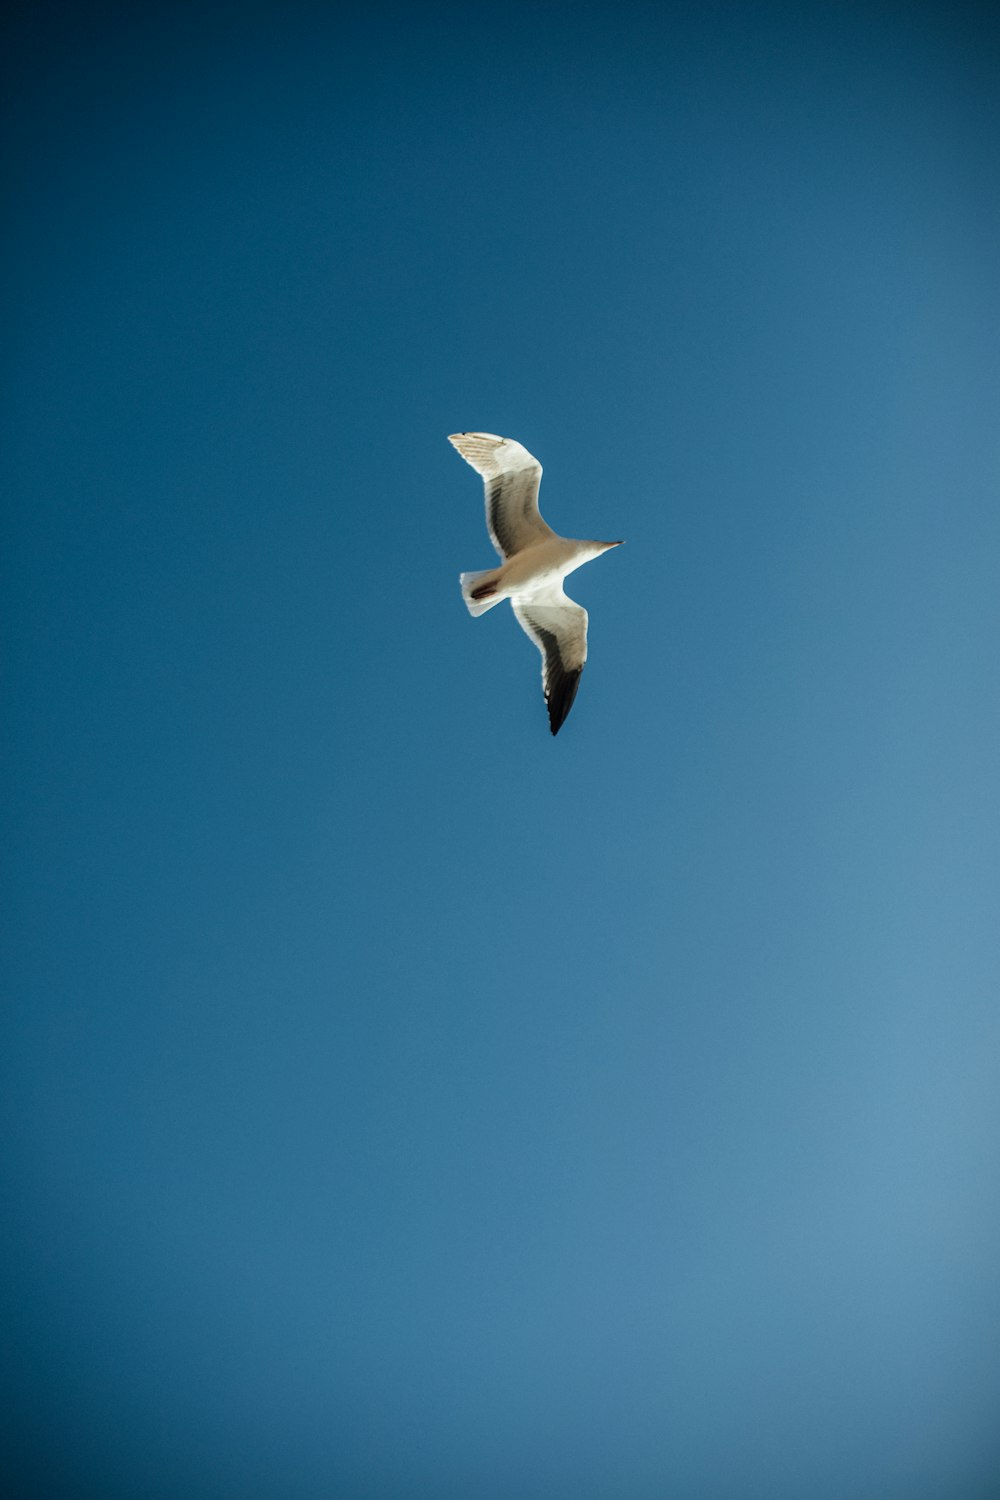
4,3 -> 999,1496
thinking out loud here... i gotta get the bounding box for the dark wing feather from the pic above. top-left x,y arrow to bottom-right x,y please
512,592 -> 589,735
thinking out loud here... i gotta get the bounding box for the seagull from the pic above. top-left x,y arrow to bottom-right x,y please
449,432 -> 623,735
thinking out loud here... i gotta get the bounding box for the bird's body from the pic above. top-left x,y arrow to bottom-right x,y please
449,432 -> 623,735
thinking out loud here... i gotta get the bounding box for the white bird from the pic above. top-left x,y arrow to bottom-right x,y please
449,432 -> 623,735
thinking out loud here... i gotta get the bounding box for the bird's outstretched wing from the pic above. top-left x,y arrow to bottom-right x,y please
448,432 -> 555,560
512,587 -> 589,735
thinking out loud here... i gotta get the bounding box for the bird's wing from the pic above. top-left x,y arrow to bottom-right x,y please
448,432 -> 555,560
512,587 -> 589,736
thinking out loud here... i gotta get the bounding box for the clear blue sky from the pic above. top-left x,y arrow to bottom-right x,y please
4,3 -> 999,1496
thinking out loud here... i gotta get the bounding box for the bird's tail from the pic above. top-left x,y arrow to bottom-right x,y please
460,570 -> 505,616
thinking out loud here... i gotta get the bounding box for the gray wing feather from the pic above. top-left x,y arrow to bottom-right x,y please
448,432 -> 555,560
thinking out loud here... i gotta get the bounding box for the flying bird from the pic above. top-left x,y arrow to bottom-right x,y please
449,432 -> 623,735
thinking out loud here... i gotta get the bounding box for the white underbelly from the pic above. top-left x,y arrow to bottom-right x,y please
503,538 -> 576,595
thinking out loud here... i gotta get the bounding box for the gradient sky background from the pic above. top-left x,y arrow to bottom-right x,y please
4,3 -> 1000,1496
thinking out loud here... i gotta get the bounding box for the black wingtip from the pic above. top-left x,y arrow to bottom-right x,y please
547,669 -> 583,735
